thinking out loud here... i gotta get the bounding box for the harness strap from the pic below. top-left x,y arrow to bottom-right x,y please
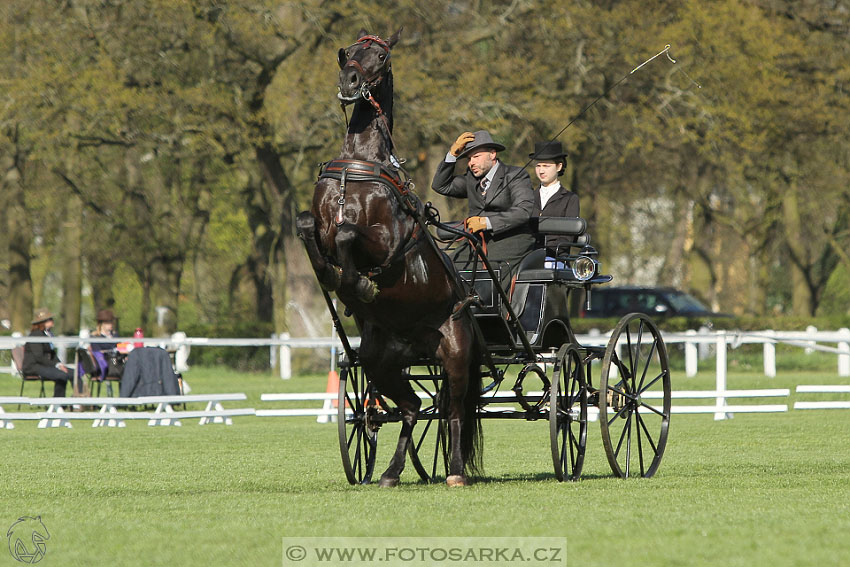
320,159 -> 405,193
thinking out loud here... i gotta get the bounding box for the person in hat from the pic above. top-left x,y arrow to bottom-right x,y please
89,308 -> 125,380
431,130 -> 535,282
529,140 -> 579,253
91,309 -> 117,352
22,308 -> 75,397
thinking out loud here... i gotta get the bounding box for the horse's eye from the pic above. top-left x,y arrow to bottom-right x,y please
378,53 -> 385,61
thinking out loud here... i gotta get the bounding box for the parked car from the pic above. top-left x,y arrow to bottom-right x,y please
581,286 -> 730,319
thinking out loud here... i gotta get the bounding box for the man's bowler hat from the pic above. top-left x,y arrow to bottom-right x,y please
457,130 -> 506,159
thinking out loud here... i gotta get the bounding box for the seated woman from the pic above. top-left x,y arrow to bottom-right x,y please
529,141 -> 579,266
23,308 -> 75,397
90,309 -> 125,379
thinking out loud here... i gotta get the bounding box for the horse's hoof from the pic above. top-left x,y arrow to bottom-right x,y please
446,475 -> 468,487
378,476 -> 400,488
356,276 -> 379,303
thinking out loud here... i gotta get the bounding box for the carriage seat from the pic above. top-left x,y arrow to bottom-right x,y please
532,216 -> 589,248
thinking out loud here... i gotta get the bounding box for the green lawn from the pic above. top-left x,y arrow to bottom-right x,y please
2,367 -> 850,566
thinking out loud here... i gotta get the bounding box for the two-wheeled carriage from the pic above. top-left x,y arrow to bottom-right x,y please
330,215 -> 672,484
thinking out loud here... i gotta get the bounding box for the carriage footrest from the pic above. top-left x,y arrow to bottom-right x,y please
472,313 -> 516,350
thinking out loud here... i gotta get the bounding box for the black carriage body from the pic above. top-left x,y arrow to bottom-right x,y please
453,218 -> 612,357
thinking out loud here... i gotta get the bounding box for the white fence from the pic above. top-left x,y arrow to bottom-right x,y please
2,327 -> 850,381
3,327 -> 850,423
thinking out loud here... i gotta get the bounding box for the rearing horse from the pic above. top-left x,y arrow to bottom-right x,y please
296,29 -> 482,487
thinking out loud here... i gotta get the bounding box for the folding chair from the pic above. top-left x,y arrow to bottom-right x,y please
78,348 -> 121,397
11,346 -> 46,407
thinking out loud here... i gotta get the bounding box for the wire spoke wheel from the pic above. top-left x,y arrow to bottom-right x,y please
338,362 -> 377,485
550,344 -> 588,481
599,313 -> 671,478
407,372 -> 448,483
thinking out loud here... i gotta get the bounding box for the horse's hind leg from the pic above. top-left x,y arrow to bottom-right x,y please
438,316 -> 477,487
375,373 -> 420,487
296,212 -> 341,291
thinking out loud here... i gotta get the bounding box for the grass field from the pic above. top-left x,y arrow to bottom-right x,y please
2,367 -> 850,566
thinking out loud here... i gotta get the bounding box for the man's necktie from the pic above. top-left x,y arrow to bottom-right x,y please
478,178 -> 489,196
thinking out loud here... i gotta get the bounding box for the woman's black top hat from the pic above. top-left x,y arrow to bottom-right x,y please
529,141 -> 568,176
529,140 -> 568,161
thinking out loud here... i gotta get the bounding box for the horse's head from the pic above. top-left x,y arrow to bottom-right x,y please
337,28 -> 401,104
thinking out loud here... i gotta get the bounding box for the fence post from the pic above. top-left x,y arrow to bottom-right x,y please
270,333 -> 277,370
685,329 -> 698,377
715,331 -> 731,420
280,332 -> 291,380
698,325 -> 711,360
805,325 -> 817,354
839,328 -> 850,378
763,329 -> 776,378
171,331 -> 190,372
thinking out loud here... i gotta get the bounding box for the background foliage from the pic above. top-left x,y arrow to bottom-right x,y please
1,1 -> 848,352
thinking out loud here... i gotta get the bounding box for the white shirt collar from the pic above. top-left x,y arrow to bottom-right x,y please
538,181 -> 561,209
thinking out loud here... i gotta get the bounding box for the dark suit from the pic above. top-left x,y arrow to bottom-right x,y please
23,330 -> 73,397
432,160 -> 535,279
532,184 -> 580,253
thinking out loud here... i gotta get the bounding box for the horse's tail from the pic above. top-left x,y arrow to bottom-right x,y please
462,340 -> 483,476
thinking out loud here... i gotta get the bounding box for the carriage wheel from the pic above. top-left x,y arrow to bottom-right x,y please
599,313 -> 671,478
549,344 -> 588,481
407,374 -> 448,483
338,361 -> 378,485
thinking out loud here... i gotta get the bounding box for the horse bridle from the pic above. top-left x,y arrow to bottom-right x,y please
337,35 -> 392,104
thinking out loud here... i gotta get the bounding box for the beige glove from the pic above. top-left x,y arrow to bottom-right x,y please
450,132 -> 476,157
465,216 -> 488,233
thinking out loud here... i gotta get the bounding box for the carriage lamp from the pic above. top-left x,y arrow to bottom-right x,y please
571,255 -> 598,281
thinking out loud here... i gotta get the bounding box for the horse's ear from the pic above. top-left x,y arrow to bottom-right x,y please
357,28 -> 369,40
387,27 -> 402,48
337,48 -> 347,69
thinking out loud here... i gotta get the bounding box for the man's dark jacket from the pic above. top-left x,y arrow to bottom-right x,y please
22,330 -> 59,374
432,160 -> 535,270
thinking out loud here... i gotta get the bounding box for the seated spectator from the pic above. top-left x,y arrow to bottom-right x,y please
23,308 -> 75,397
90,309 -> 125,379
91,309 -> 117,351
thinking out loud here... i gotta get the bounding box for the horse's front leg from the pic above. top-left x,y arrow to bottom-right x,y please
375,373 -> 421,487
335,223 -> 390,303
296,212 -> 341,291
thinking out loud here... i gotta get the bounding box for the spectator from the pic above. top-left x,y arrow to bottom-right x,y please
22,308 -> 75,397
90,308 -> 125,379
91,309 -> 117,352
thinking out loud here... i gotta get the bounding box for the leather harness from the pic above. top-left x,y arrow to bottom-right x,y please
318,158 -> 423,279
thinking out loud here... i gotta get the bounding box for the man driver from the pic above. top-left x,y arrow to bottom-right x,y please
431,130 -> 535,284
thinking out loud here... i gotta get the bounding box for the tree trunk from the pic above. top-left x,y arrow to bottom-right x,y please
3,154 -> 33,333
88,252 -> 117,316
60,194 -> 83,334
0,198 -> 8,323
781,179 -> 814,315
149,256 -> 182,336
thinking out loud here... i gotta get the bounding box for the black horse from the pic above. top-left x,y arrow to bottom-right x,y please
296,29 -> 482,487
